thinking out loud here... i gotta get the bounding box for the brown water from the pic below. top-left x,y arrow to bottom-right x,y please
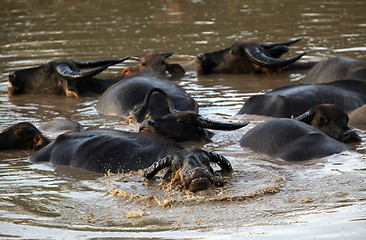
1,0 -> 366,239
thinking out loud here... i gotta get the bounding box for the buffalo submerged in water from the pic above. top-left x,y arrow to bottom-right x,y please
134,88 -> 248,142
302,56 -> 366,84
240,104 -> 360,161
121,51 -> 185,78
8,57 -> 130,97
95,72 -> 198,119
0,122 -> 50,151
29,129 -> 233,192
237,80 -> 366,118
194,37 -> 312,75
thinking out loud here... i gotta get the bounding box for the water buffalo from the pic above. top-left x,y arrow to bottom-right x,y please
8,57 -> 130,97
295,104 -> 360,143
95,72 -> 198,119
121,51 -> 185,77
144,148 -> 232,192
195,37 -> 308,74
30,129 -> 232,191
137,88 -> 249,142
302,56 -> 366,84
0,122 -> 50,151
237,80 -> 366,118
239,118 -> 353,161
348,104 -> 366,128
38,119 -> 84,133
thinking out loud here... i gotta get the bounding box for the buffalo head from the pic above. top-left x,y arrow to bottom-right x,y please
136,88 -> 248,142
196,37 -> 305,74
0,122 -> 50,151
295,104 -> 361,143
8,57 -> 130,97
144,148 -> 232,192
121,51 -> 185,77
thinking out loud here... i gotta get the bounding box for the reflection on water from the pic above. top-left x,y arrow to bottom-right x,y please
1,0 -> 366,239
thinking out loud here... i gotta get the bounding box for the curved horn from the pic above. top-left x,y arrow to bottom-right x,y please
163,51 -> 174,59
56,64 -> 110,80
130,55 -> 141,61
196,116 -> 249,130
75,56 -> 130,68
260,37 -> 303,49
203,150 -> 232,172
144,155 -> 174,179
134,88 -> 176,122
294,109 -> 314,123
245,46 -> 306,69
57,56 -> 130,80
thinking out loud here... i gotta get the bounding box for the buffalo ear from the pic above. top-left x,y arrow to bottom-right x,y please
121,68 -> 133,77
166,63 -> 185,76
65,87 -> 79,98
33,134 -> 43,150
121,68 -> 140,77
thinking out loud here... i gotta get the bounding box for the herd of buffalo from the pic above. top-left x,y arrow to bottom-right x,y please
2,37 -> 366,192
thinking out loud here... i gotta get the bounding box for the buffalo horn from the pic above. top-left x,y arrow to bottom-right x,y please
57,56 -> 130,80
203,150 -> 232,172
260,37 -> 303,49
163,51 -> 174,59
196,116 -> 249,130
130,55 -> 141,61
245,46 -> 306,68
294,109 -> 314,123
56,64 -> 111,80
134,88 -> 176,122
75,56 -> 130,68
144,155 -> 174,179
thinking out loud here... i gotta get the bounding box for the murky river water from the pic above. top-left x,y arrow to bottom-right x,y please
1,0 -> 366,239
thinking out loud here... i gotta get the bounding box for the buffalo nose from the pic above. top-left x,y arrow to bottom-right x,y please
342,129 -> 361,143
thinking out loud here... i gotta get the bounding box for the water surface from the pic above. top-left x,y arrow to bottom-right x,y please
1,0 -> 366,239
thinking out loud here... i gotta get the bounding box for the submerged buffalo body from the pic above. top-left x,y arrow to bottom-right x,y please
8,57 -> 129,97
121,51 -> 185,78
294,104 -> 360,143
237,80 -> 366,118
0,122 -> 50,151
196,37 -> 308,74
349,104 -> 366,127
30,129 -> 232,191
95,72 -> 198,119
239,118 -> 353,161
30,129 -> 181,173
303,56 -> 366,84
135,88 -> 248,142
38,119 -> 84,133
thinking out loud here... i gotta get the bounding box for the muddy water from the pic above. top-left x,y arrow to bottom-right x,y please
1,0 -> 366,239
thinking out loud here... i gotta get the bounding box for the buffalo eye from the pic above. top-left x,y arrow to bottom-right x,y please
148,119 -> 155,126
42,65 -> 50,73
141,62 -> 146,67
14,129 -> 25,137
230,49 -> 238,55
318,116 -> 328,125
